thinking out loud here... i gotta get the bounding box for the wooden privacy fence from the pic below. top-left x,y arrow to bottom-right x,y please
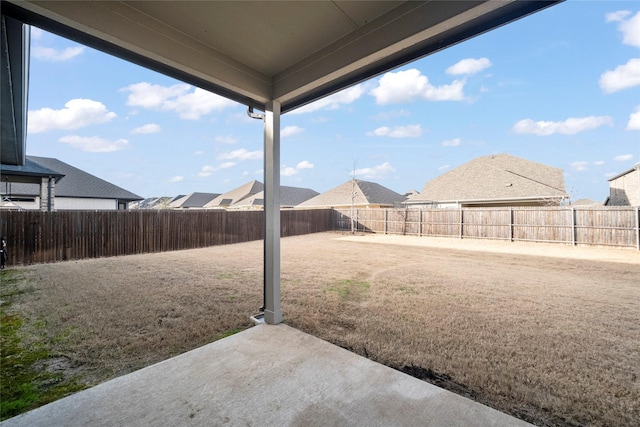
0,209 -> 333,266
333,207 -> 640,250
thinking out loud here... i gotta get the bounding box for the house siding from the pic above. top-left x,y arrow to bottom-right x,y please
608,167 -> 640,206
6,197 -> 119,210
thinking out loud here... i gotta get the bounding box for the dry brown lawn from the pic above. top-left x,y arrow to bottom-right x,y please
8,232 -> 640,426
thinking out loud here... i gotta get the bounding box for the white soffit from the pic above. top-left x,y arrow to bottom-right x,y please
3,1 -> 561,113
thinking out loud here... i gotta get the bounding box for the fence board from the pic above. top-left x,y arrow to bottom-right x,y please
333,207 -> 639,249
0,209 -> 333,266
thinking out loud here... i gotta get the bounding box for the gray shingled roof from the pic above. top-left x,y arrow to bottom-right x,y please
230,186 -> 319,208
406,154 -> 567,203
205,180 -> 263,208
170,192 -> 220,208
0,157 -> 64,181
298,179 -> 405,208
0,156 -> 142,201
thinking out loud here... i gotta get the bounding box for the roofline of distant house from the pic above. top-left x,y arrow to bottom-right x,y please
404,194 -> 568,205
607,164 -> 639,182
0,189 -> 142,202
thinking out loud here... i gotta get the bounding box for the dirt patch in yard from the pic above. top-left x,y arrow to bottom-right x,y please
4,232 -> 639,426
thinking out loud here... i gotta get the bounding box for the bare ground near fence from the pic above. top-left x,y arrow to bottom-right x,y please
338,233 -> 640,264
4,232 -> 639,426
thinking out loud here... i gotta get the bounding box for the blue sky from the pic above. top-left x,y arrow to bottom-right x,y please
25,1 -> 639,202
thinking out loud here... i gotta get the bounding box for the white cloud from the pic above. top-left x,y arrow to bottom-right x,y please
198,165 -> 215,178
367,125 -> 423,138
215,135 -> 238,145
197,162 -> 236,177
607,10 -> 640,47
570,161 -> 589,172
627,106 -> 640,130
290,85 -> 363,114
32,45 -> 85,61
599,58 -> 640,94
218,161 -> 237,169
169,176 -> 184,183
614,154 -> 633,161
438,164 -> 450,171
217,148 -> 262,161
282,126 -> 304,138
512,116 -> 613,136
371,110 -> 411,121
370,69 -> 465,105
28,99 -> 116,133
442,138 -> 461,147
121,82 -> 236,119
351,162 -> 395,179
296,160 -> 314,170
281,166 -> 298,177
193,150 -> 205,156
606,10 -> 631,23
446,58 -> 492,75
131,123 -> 160,134
164,88 -> 237,119
59,135 -> 128,152
593,160 -> 605,166
123,82 -> 188,108
281,160 -> 314,177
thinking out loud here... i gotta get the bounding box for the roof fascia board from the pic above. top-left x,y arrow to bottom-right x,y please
607,165 -> 639,182
276,0 -> 563,113
3,0 -> 271,109
274,1 -> 485,101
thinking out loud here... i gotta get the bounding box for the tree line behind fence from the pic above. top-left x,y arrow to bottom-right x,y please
0,209 -> 333,266
333,206 -> 640,250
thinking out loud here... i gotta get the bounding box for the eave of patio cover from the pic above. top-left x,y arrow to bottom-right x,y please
1,1 -> 561,114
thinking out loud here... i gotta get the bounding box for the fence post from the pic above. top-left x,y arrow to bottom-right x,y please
571,207 -> 576,246
509,208 -> 513,242
384,209 -> 388,235
636,207 -> 639,251
459,208 -> 464,239
418,209 -> 422,237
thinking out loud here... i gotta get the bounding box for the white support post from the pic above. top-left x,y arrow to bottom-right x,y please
263,101 -> 282,325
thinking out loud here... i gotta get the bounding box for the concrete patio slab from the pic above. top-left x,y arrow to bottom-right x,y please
2,324 -> 531,426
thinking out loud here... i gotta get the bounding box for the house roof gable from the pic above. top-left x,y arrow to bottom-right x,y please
1,156 -> 142,201
298,179 -> 405,207
408,154 -> 567,203
170,192 -> 220,208
205,180 -> 264,208
230,186 -> 319,208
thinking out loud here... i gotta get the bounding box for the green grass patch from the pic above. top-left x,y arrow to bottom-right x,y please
0,270 -> 86,421
326,279 -> 371,301
216,327 -> 245,340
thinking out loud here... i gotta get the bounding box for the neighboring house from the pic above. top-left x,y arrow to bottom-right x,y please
131,196 -> 181,210
229,186 -> 319,209
170,192 -> 220,209
571,199 -> 603,207
0,156 -> 142,210
405,154 -> 568,208
204,180 -> 264,208
606,164 -> 640,207
298,179 -> 406,209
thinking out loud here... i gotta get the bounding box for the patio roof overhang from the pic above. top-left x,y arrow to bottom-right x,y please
2,1 -> 560,114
